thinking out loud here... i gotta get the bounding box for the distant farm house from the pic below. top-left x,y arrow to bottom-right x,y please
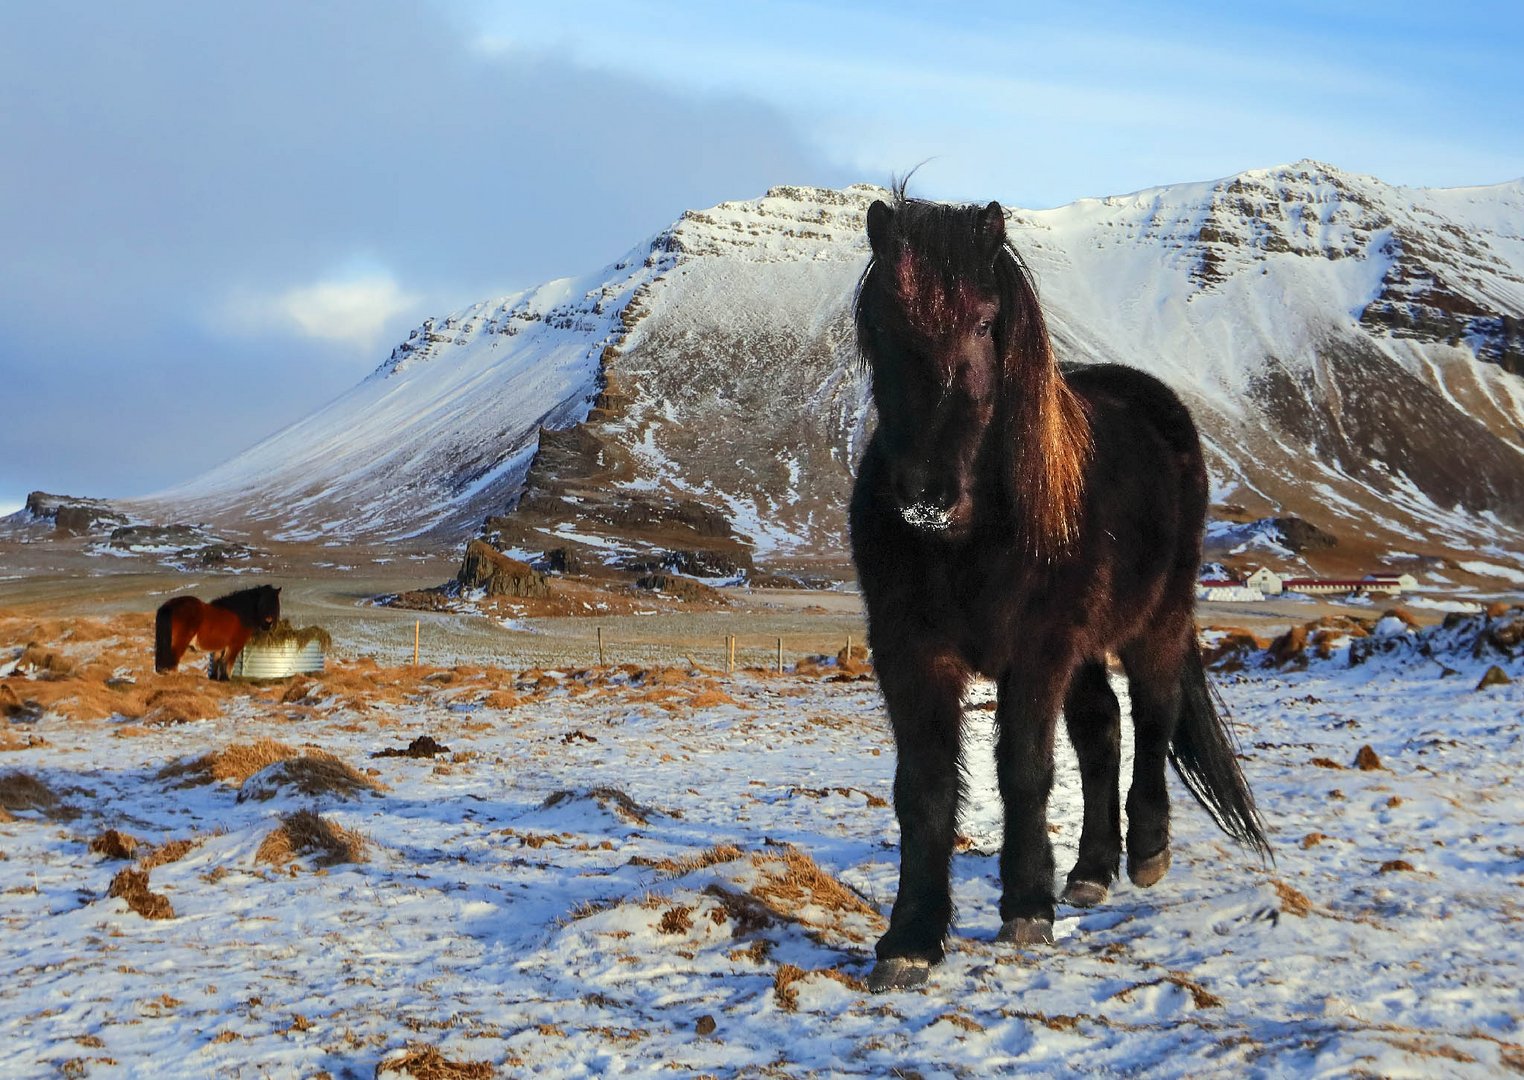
1201,569 -> 1419,601
1280,575 -> 1417,597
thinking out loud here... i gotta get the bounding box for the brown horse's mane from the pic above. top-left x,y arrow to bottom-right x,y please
856,186 -> 1092,555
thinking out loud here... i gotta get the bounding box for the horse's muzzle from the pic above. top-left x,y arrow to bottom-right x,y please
900,502 -> 954,532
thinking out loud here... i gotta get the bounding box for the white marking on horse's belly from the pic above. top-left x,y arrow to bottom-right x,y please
900,503 -> 953,531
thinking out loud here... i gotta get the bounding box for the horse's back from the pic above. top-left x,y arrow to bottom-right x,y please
1064,363 -> 1202,459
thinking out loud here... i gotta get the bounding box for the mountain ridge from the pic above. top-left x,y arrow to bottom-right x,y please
112,162 -> 1524,584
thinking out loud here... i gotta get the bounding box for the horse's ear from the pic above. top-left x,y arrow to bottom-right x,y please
866,200 -> 895,257
978,201 -> 1006,256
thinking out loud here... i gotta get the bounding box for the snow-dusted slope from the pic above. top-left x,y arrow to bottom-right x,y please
136,163 -> 1524,571
144,244 -> 676,542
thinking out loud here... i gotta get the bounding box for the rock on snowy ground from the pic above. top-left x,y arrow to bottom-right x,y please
1,614 -> 1522,1077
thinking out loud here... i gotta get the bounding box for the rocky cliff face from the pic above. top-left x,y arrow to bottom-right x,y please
132,163 -> 1524,583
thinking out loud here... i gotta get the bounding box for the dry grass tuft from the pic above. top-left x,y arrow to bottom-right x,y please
374,1044 -> 493,1080
636,843 -> 745,878
140,686 -> 224,726
772,963 -> 807,1012
657,905 -> 694,935
256,809 -> 367,868
750,848 -> 885,937
542,786 -> 654,825
703,884 -> 776,938
0,769 -> 65,819
159,739 -> 300,786
139,836 -> 205,871
108,867 -> 175,920
1353,745 -> 1384,771
15,643 -> 76,679
0,724 -> 48,751
238,754 -> 382,803
90,828 -> 140,860
770,964 -> 864,1012
1272,879 -> 1312,917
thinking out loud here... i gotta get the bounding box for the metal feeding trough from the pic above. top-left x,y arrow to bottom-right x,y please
225,621 -> 331,679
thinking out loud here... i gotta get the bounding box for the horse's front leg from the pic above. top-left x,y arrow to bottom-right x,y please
869,646 -> 968,991
994,659 -> 1072,945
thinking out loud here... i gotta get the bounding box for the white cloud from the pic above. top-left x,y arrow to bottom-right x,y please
225,274 -> 421,351
273,276 -> 420,349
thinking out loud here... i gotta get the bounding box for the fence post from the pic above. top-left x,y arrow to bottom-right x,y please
413,620 -> 420,666
597,626 -> 605,667
776,637 -> 783,673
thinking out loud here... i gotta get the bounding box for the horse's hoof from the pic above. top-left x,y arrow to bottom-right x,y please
1128,848 -> 1171,888
867,957 -> 932,993
1060,879 -> 1109,908
996,917 -> 1054,946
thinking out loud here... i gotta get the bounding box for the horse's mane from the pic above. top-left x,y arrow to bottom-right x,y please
856,185 -> 1092,555
210,585 -> 278,615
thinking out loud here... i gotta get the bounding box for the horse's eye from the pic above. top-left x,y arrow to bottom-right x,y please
974,320 -> 993,338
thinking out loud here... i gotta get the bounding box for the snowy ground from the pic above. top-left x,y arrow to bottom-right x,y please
3,630 -> 1523,1077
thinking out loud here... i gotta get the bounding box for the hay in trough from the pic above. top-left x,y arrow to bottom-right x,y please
245,620 -> 332,652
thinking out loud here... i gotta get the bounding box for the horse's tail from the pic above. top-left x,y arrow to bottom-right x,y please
154,601 -> 175,672
1169,641 -> 1271,860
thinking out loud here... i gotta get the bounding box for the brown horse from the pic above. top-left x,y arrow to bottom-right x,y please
850,190 -> 1267,991
154,585 -> 281,680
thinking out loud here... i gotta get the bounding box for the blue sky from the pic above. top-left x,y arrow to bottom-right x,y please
2,0 -> 1520,515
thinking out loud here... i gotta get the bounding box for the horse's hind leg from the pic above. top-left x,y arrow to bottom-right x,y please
1060,660 -> 1122,907
869,646 -> 968,990
1119,636 -> 1187,887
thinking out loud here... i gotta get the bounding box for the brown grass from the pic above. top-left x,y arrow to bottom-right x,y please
749,848 -> 885,939
140,686 -> 224,726
159,739 -> 301,786
0,769 -> 66,819
772,963 -> 807,1012
657,905 -> 694,934
636,843 -> 745,877
139,836 -> 205,871
238,754 -> 383,803
375,1044 -> 493,1080
771,963 -> 866,1011
1272,880 -> 1313,917
90,829 -> 140,860
256,809 -> 367,868
542,786 -> 654,825
108,867 -> 175,920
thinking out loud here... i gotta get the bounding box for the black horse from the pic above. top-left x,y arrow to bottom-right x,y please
850,190 -> 1268,991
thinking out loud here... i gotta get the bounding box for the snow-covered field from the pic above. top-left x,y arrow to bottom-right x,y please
3,623 -> 1523,1077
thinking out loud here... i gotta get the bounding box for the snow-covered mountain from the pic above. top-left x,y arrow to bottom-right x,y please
137,161 -> 1524,578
